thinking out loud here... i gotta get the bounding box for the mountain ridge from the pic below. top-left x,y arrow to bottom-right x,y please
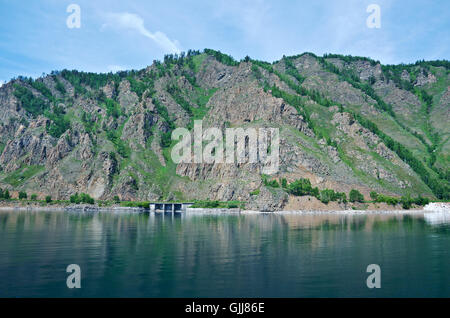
0,49 -> 448,210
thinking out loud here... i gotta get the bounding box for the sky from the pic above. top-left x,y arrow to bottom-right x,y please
0,0 -> 449,83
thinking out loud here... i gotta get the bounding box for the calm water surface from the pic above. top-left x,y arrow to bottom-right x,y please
0,210 -> 448,297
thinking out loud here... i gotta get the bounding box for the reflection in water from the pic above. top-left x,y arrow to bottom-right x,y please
0,210 -> 448,297
424,212 -> 450,226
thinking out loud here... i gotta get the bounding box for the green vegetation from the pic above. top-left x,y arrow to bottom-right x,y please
28,79 -> 53,100
352,112 -> 449,199
2,49 -> 449,208
262,175 -> 280,188
369,191 -> 430,208
127,77 -> 148,99
120,201 -> 150,208
81,111 -> 100,135
13,84 -> 49,116
287,178 -> 319,197
191,200 -> 244,209
282,177 -> 347,204
319,189 -> 346,204
45,195 -> 52,203
349,189 -> 364,203
18,191 -> 27,200
167,84 -> 193,115
60,69 -> 126,96
30,194 -> 38,200
153,97 -> 175,148
54,77 -> 66,94
370,191 -> 378,201
317,56 -> 395,116
70,192 -> 95,204
45,105 -> 71,138
0,188 -> 11,200
252,58 -> 335,107
204,49 -> 239,66
3,165 -> 44,187
104,98 -> 122,118
106,128 -> 130,158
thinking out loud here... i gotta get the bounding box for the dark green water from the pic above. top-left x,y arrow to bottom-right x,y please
0,210 -> 448,297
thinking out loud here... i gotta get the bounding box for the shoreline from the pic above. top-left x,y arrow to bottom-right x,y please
0,202 -> 448,214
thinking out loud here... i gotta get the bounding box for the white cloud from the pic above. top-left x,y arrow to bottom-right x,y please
102,12 -> 181,54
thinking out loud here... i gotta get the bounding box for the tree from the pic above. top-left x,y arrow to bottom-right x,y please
113,195 -> 121,203
70,193 -> 94,204
79,193 -> 94,204
45,195 -> 52,203
19,191 -> 27,200
281,178 -> 287,189
70,193 -> 79,203
400,195 -> 413,209
370,191 -> 378,201
287,178 -> 319,198
349,189 -> 364,203
320,189 -> 334,204
31,194 -> 38,200
4,190 -> 10,200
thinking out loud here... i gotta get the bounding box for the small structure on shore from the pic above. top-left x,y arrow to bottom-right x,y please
151,203 -> 194,213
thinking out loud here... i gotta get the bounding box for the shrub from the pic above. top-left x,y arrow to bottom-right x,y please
370,191 -> 378,201
70,193 -> 77,203
113,195 -> 121,203
191,200 -> 220,208
320,189 -> 334,204
45,195 -> 52,203
54,77 -> 66,94
31,194 -> 38,200
335,192 -> 347,203
2,189 -> 11,200
287,178 -> 319,198
262,175 -> 279,188
349,189 -> 364,203
266,179 -> 280,188
18,191 -> 27,200
45,105 -> 71,138
400,195 -> 413,209
104,98 -> 122,118
120,201 -> 150,209
413,195 -> 429,206
319,189 -> 347,204
161,132 -> 172,148
13,84 -> 49,116
376,194 -> 399,205
70,193 -> 95,204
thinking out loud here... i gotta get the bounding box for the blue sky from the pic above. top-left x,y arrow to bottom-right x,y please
0,0 -> 449,83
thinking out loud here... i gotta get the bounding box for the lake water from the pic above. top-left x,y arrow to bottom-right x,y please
0,210 -> 448,297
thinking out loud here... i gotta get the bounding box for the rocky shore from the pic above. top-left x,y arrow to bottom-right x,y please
0,201 -> 448,214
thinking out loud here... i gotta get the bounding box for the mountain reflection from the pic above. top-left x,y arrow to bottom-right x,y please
0,210 -> 448,297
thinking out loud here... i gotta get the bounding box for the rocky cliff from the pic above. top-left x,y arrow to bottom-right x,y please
0,50 -> 448,210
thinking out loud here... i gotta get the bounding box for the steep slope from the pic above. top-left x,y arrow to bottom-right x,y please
0,49 -> 448,209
